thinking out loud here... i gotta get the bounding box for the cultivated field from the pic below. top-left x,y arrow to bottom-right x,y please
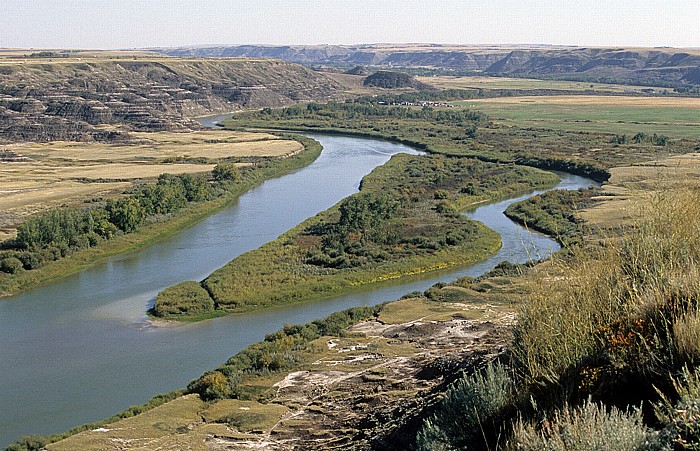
419,75 -> 672,94
456,95 -> 700,139
0,131 -> 302,240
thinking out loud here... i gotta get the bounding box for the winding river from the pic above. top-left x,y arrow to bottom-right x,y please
0,132 -> 594,446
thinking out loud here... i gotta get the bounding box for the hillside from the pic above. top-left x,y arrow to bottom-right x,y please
159,44 -> 700,88
0,56 -> 345,143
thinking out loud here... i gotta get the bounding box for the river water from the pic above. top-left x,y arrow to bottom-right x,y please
0,133 -> 594,446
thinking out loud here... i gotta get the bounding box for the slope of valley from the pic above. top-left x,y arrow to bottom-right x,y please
0,55 -> 346,143
160,44 -> 700,88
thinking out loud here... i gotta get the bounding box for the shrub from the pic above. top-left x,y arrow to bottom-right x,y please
655,367 -> 700,449
18,251 -> 44,270
212,162 -> 241,182
509,399 -> 655,450
5,435 -> 48,451
187,371 -> 234,401
153,281 -> 215,317
0,256 -> 23,274
416,362 -> 515,451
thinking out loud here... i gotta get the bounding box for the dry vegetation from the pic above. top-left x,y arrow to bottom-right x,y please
419,76 -> 672,93
0,130 -> 301,240
582,152 -> 700,228
46,284 -> 519,450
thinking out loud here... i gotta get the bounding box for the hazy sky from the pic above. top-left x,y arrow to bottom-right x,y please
2,0 -> 698,49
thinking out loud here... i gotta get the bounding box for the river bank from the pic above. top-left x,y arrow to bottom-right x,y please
0,134 -> 322,298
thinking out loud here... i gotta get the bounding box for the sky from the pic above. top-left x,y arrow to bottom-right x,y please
1,0 -> 698,49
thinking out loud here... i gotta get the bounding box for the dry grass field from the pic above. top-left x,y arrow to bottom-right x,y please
419,76 -> 672,94
0,131 -> 302,241
582,152 -> 700,228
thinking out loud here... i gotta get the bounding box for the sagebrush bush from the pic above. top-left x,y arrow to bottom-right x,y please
509,398 -> 655,450
416,361 -> 515,451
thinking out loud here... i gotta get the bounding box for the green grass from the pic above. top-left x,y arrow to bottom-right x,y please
420,75 -> 674,93
454,100 -> 700,139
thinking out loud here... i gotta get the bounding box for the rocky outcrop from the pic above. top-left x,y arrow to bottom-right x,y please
160,45 -> 700,88
0,58 -> 345,143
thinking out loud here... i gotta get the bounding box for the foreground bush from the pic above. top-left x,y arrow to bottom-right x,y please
510,399 -> 654,450
416,362 -> 515,450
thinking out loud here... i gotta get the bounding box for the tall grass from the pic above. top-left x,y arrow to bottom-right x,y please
512,188 -> 700,399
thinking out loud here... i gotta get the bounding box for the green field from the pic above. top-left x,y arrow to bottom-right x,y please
455,96 -> 700,139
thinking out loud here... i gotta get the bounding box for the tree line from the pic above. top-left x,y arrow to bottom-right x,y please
0,164 -> 241,275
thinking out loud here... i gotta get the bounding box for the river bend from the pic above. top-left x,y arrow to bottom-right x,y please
0,134 -> 593,446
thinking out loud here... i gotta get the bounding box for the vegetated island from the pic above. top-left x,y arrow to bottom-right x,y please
152,149 -> 559,321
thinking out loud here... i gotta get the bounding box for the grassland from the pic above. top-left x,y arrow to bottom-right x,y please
0,130 -> 302,241
454,95 -> 700,139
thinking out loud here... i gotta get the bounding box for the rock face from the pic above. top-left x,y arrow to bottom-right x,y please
160,45 -> 700,87
0,58 -> 345,143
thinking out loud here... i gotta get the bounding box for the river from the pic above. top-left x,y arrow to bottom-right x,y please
0,133 -> 594,446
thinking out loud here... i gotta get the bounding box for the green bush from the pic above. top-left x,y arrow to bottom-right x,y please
187,371 -> 234,401
153,281 -> 215,317
0,256 -> 23,274
4,435 -> 48,451
212,162 -> 241,181
416,362 -> 515,451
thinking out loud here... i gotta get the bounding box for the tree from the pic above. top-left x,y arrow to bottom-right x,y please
213,162 -> 241,182
108,198 -> 145,232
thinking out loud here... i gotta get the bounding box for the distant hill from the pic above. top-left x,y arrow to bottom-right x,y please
363,70 -> 427,89
158,45 -> 700,88
0,57 -> 344,143
344,65 -> 369,75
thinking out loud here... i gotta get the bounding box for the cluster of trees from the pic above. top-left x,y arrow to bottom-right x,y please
258,101 -> 486,127
0,167 -> 240,275
303,154 -> 554,270
610,132 -> 669,146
